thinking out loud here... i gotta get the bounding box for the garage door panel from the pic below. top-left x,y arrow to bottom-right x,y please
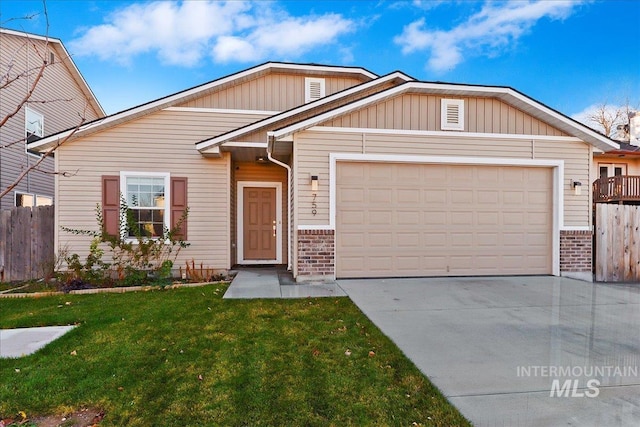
369,211 -> 392,225
336,162 -> 553,278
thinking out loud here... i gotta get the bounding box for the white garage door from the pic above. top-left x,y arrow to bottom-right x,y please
336,162 -> 553,278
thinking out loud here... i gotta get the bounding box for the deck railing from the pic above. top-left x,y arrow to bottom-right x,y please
593,176 -> 640,203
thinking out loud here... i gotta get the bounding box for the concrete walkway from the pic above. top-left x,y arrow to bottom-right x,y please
0,325 -> 76,358
223,267 -> 346,299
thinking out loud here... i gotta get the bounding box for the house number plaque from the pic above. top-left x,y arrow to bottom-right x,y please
311,193 -> 317,216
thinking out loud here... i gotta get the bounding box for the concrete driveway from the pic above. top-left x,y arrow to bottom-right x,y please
339,276 -> 640,427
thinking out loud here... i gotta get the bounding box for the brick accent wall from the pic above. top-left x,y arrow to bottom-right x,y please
560,230 -> 592,273
297,229 -> 335,281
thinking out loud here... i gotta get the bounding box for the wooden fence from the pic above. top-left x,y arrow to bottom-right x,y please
0,205 -> 55,282
595,204 -> 640,282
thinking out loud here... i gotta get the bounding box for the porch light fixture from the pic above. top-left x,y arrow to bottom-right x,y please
255,156 -> 268,164
310,175 -> 319,192
572,180 -> 582,196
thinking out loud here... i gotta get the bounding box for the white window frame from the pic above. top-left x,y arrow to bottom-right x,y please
305,77 -> 326,103
441,99 -> 465,131
25,106 -> 44,139
120,171 -> 171,240
15,191 -> 35,207
15,191 -> 53,207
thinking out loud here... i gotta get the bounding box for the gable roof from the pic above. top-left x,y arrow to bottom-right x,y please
1,28 -> 104,118
268,81 -> 620,152
195,70 -> 415,154
27,61 -> 378,152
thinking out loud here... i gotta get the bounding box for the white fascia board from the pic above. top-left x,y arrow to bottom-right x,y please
223,141 -> 268,148
270,81 -> 618,152
270,83 -> 419,140
196,71 -> 413,151
32,62 -> 325,152
2,29 -> 105,118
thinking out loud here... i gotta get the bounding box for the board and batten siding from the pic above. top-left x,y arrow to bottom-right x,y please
56,109 -> 268,270
321,94 -> 568,137
177,73 -> 364,112
0,32 -> 103,209
293,129 -> 591,229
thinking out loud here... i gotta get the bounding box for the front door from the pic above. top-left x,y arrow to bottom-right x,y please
243,187 -> 277,261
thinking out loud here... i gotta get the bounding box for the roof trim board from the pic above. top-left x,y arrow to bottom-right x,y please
268,81 -> 619,152
27,61 -> 379,152
1,28 -> 105,118
195,71 -> 415,151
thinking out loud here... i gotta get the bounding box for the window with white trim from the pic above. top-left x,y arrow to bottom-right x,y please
121,172 -> 170,238
15,191 -> 52,207
25,107 -> 44,143
441,99 -> 465,131
305,77 -> 325,103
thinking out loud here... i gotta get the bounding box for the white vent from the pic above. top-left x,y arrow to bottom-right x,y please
441,99 -> 464,131
305,77 -> 325,103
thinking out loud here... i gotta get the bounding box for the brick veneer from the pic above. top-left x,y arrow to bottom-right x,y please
297,229 -> 335,281
560,230 -> 592,274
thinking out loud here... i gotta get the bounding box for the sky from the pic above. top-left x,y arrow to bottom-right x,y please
1,0 -> 639,127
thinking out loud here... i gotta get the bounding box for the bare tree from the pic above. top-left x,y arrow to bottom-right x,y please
584,99 -> 637,141
0,3 -> 86,203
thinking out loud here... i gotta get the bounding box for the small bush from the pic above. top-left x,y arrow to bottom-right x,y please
61,197 -> 189,287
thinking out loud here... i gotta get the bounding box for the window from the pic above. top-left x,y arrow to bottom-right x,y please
15,191 -> 53,207
121,172 -> 170,238
441,99 -> 465,131
25,107 -> 44,143
305,77 -> 325,103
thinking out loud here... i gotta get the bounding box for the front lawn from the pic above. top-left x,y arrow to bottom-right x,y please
0,285 -> 470,426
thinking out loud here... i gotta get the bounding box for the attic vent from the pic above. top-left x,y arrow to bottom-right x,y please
305,77 -> 325,103
441,99 -> 465,131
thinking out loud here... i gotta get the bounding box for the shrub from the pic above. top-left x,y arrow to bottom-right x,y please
61,197 -> 189,286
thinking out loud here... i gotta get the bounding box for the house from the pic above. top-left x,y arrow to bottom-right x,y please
0,28 -> 104,210
28,62 -> 619,282
592,112 -> 640,205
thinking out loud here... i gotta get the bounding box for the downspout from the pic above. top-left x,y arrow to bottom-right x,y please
266,135 -> 292,271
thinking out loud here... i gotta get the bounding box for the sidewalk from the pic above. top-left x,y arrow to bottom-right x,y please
223,267 -> 346,299
0,325 -> 76,359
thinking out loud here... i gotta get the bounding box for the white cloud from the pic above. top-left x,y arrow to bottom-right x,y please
394,0 -> 584,73
69,1 -> 354,67
213,14 -> 353,62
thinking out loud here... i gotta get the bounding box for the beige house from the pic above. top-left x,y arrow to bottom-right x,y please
29,62 -> 618,282
0,28 -> 104,210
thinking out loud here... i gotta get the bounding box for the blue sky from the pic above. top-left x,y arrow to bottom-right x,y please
1,0 -> 638,124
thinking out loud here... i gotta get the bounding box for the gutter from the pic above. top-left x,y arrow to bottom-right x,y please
266,136 -> 292,272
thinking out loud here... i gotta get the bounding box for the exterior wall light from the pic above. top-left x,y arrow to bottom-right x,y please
311,175 -> 319,192
572,180 -> 582,196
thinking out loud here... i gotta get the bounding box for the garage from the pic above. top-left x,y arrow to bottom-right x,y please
336,161 -> 553,278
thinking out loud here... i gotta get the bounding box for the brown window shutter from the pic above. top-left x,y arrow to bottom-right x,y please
171,177 -> 188,240
102,175 -> 120,236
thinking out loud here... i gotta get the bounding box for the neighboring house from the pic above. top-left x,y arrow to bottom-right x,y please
0,28 -> 104,210
28,62 -> 618,282
592,112 -> 640,204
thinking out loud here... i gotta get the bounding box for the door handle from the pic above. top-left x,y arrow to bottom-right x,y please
272,223 -> 276,237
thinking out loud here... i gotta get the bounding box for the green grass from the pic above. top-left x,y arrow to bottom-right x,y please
0,285 -> 470,426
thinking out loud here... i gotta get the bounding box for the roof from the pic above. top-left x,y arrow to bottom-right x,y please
195,70 -> 415,154
27,61 -> 378,152
597,141 -> 640,156
0,28 -> 105,119
268,81 -> 620,153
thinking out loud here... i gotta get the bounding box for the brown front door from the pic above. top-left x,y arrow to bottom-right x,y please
243,187 -> 277,260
